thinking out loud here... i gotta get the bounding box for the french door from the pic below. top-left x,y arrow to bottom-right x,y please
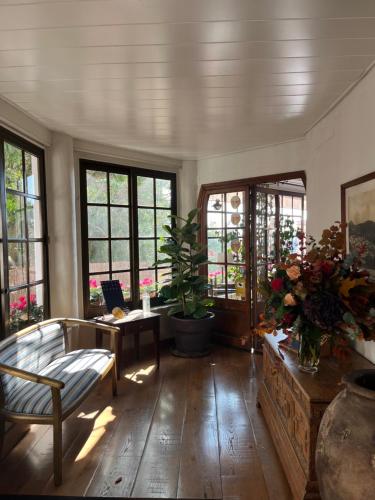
198,173 -> 306,348
0,127 -> 49,338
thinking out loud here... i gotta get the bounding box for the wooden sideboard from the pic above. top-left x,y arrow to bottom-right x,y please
257,334 -> 373,500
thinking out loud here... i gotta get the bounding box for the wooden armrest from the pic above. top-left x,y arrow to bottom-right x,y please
0,364 -> 64,389
62,318 -> 119,334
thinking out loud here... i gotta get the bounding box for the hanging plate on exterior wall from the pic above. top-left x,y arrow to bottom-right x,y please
230,195 -> 241,209
231,239 -> 241,253
231,213 -> 241,225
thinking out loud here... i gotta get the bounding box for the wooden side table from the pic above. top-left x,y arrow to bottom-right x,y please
94,310 -> 161,379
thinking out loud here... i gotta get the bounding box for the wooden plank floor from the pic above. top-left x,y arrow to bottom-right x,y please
0,345 -> 291,499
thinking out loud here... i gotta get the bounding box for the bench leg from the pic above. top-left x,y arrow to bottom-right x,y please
53,417 -> 62,486
112,361 -> 118,397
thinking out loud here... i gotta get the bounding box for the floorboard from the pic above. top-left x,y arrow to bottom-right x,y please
0,345 -> 291,499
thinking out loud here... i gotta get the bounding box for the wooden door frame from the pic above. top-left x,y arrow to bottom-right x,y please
197,170 -> 306,348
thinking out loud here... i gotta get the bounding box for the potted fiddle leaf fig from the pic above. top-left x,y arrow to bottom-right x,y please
156,208 -> 215,356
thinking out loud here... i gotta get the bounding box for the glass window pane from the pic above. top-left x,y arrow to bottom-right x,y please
208,194 -> 224,212
139,239 -> 155,269
293,196 -> 302,212
29,242 -> 44,282
112,272 -> 131,301
26,198 -> 43,238
111,240 -> 130,271
8,242 -> 27,287
227,230 -> 245,264
6,193 -> 25,239
25,152 -> 39,195
89,275 -> 108,305
29,284 -> 44,323
155,178 -> 171,208
227,211 -> 245,228
226,192 -> 244,212
110,207 -> 129,238
207,211 -> 225,229
138,208 -> 155,237
9,288 -> 29,334
5,142 -> 23,192
227,266 -> 246,301
156,209 -> 171,237
208,236 -> 225,263
208,264 -> 226,299
139,269 -> 156,298
89,240 -> 109,273
86,170 -> 107,204
110,173 -> 128,205
157,268 -> 171,292
88,206 -> 108,238
137,176 -> 154,206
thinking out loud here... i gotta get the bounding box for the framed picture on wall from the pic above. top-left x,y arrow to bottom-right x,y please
341,172 -> 375,279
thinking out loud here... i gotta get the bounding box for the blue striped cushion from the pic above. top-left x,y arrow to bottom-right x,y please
4,349 -> 113,416
0,322 -> 65,403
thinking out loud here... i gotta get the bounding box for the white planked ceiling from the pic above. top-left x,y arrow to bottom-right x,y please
1,0 -> 375,159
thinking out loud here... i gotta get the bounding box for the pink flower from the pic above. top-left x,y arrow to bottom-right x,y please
19,295 -> 26,303
18,301 -> 27,311
10,302 -> 17,310
30,294 -> 37,305
89,279 -> 98,288
140,278 -> 153,286
284,293 -> 297,307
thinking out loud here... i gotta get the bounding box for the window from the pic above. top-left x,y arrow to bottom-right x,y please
80,160 -> 176,317
0,127 -> 49,338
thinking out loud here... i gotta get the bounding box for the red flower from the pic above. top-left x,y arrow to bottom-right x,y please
282,312 -> 295,327
19,295 -> 26,303
89,279 -> 98,288
321,260 -> 335,276
30,293 -> 37,304
271,278 -> 284,292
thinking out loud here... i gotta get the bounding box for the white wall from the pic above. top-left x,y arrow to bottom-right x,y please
197,67 -> 375,239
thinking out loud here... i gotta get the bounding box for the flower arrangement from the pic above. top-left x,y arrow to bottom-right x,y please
10,293 -> 44,333
139,277 -> 155,295
257,222 -> 375,371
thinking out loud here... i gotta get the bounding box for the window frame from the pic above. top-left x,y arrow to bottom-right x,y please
80,159 -> 177,318
0,126 -> 50,339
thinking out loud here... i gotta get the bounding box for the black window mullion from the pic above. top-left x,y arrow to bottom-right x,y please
107,172 -> 112,280
131,173 -> 139,306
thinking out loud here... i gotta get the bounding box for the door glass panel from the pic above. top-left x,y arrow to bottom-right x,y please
227,265 -> 246,301
29,284 -> 44,323
156,209 -> 171,237
208,264 -> 226,299
9,288 -> 28,334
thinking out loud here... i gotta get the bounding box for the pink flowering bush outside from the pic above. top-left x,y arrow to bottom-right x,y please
89,278 -> 131,304
9,293 -> 44,334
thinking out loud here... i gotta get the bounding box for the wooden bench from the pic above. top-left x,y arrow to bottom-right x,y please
0,318 -> 119,486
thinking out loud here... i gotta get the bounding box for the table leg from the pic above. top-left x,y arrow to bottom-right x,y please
153,317 -> 160,369
134,328 -> 140,361
116,329 -> 123,380
96,329 -> 104,349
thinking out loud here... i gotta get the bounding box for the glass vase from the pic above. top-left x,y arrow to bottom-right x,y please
298,334 -> 321,373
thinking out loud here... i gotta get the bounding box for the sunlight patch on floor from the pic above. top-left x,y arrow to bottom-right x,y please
124,363 -> 156,384
75,406 -> 116,462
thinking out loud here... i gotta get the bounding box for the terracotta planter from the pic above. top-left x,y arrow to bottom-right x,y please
316,369 -> 375,500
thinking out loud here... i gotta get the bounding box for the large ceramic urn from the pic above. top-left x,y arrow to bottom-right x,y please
316,369 -> 375,500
